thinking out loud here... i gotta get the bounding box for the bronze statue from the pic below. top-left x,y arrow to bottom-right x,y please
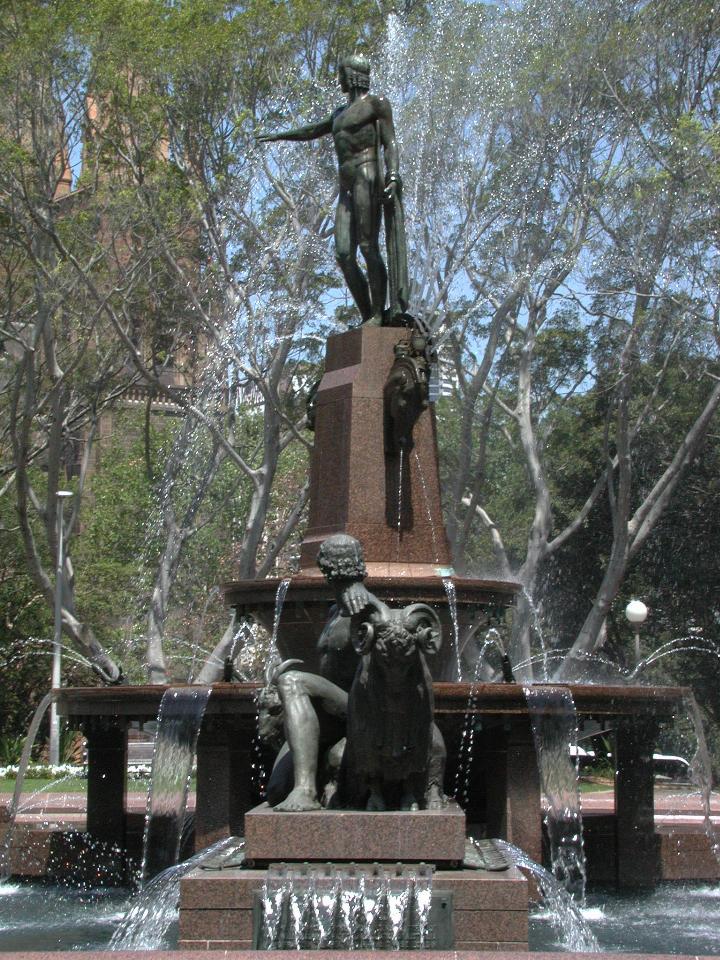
258,534 -> 446,812
384,332 -> 432,455
259,536 -> 369,812
318,534 -> 444,811
256,54 -> 410,327
341,594 -> 442,811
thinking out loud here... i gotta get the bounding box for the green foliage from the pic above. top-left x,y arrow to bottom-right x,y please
0,735 -> 26,766
0,494 -> 54,742
72,412 -> 158,654
64,401 -> 309,681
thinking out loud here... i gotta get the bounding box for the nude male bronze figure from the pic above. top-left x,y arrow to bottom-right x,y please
257,54 -> 410,326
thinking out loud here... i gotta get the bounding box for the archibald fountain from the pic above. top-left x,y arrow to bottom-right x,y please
47,51 -> 692,951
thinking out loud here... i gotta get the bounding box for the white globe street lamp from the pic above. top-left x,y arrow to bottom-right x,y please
625,599 -> 648,667
49,490 -> 73,768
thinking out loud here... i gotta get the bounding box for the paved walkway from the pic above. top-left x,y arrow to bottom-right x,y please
0,790 -> 194,827
2,786 -> 719,829
580,786 -> 720,829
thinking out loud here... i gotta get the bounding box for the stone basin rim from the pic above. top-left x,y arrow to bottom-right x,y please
54,681 -> 689,719
223,573 -> 522,603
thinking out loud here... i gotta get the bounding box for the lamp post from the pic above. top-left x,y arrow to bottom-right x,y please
49,490 -> 73,768
625,599 -> 648,667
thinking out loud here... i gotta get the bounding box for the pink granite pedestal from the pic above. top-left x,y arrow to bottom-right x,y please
179,862 -> 529,951
186,801 -> 530,950
243,801 -> 467,866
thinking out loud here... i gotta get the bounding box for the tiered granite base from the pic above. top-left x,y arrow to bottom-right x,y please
178,802 -> 529,952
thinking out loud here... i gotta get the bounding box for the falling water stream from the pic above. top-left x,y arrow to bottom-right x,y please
683,693 -> 720,869
441,577 -> 462,680
453,631 -> 500,805
264,577 -> 291,678
271,579 -> 290,649
522,587 -> 550,682
523,685 -> 588,900
111,837 -> 243,949
258,863 -> 433,950
395,448 -> 404,561
413,450 -> 441,563
495,840 -> 599,952
0,693 -> 54,881
140,686 -> 212,883
251,578 -> 291,797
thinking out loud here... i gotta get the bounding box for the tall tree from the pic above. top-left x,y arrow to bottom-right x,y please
1,0 -> 390,683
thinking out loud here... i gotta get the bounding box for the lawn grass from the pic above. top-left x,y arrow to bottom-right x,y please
0,777 -> 88,793
579,779 -> 614,793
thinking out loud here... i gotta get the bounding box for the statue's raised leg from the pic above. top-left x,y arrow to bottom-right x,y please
273,670 -> 348,812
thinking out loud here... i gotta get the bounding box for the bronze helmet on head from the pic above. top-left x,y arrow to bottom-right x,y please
339,53 -> 371,92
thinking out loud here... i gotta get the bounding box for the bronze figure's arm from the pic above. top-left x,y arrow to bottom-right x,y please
375,97 -> 401,196
256,114 -> 334,143
375,95 -> 410,317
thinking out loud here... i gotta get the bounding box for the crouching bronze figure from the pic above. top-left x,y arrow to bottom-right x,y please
258,533 -> 446,812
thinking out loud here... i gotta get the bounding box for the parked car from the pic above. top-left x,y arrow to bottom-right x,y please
571,745 -> 691,783
570,744 -> 597,771
652,753 -> 692,783
127,724 -> 155,772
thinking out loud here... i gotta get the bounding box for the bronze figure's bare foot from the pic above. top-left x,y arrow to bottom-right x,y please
366,788 -> 387,811
274,786 -> 321,812
400,790 -> 419,812
364,313 -> 384,327
426,784 -> 446,810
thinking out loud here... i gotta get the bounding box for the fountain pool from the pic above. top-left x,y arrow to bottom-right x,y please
533,883 -> 720,955
0,882 -> 133,951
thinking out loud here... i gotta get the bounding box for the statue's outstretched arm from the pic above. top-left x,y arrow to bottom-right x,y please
256,114 -> 333,143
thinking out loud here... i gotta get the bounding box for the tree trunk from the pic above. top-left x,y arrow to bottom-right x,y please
194,614 -> 237,684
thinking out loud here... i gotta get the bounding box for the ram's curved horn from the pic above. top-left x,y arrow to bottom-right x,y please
265,657 -> 304,686
353,622 -> 375,655
272,658 -> 304,684
403,603 -> 442,654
